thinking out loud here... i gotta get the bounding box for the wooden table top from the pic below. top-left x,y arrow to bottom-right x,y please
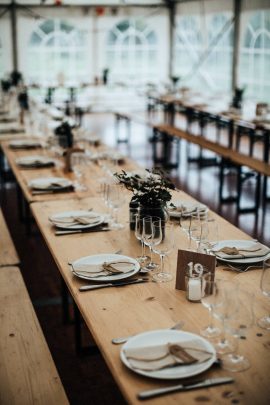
30,195 -> 270,405
149,94 -> 270,131
1,140 -> 139,203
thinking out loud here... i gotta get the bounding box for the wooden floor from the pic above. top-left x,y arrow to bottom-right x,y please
0,111 -> 269,404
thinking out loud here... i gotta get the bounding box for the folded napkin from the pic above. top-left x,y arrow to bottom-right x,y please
73,261 -> 135,278
52,214 -> 101,227
18,158 -> 55,168
168,202 -> 206,216
213,242 -> 270,260
124,340 -> 212,371
31,180 -> 70,190
0,128 -> 24,134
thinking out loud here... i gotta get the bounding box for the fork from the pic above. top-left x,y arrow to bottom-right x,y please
222,263 -> 263,272
111,321 -> 185,345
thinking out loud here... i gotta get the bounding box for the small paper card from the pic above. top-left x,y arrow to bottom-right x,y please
175,250 -> 216,291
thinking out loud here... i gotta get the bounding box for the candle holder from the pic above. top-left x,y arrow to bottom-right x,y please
185,264 -> 209,303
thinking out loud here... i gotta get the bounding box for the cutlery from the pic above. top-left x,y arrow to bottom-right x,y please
79,278 -> 148,291
55,227 -> 110,235
111,321 -> 185,345
137,377 -> 234,400
222,263 -> 263,272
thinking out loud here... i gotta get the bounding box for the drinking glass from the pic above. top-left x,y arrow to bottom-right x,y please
222,289 -> 254,372
71,152 -> 88,191
152,221 -> 174,282
190,213 -> 208,252
257,257 -> 270,330
142,216 -> 160,271
213,279 -> 238,354
179,212 -> 193,250
200,273 -> 222,338
134,214 -> 149,264
107,184 -> 125,229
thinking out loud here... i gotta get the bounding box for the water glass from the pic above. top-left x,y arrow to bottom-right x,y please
257,257 -> 270,330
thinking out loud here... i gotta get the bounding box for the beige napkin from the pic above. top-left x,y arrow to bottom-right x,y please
73,261 -> 135,278
124,340 -> 212,371
31,179 -> 69,190
51,214 -> 101,227
213,242 -> 270,260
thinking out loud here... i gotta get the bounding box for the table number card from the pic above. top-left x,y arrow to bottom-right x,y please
175,249 -> 216,291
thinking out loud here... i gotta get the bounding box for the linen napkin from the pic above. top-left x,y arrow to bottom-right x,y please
168,202 -> 206,216
213,242 -> 270,260
72,261 -> 135,278
31,179 -> 70,190
51,214 -> 101,227
124,340 -> 212,371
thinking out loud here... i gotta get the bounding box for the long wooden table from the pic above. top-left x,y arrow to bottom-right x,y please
30,194 -> 270,405
0,208 -> 20,267
1,140 -> 139,204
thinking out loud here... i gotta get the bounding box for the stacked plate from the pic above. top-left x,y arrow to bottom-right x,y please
120,329 -> 216,380
167,200 -> 208,218
9,139 -> 41,149
49,210 -> 105,230
16,155 -> 55,169
211,239 -> 270,266
28,177 -> 73,192
70,253 -> 140,282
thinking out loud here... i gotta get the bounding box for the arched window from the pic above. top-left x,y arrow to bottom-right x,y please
239,11 -> 270,102
174,13 -> 233,92
27,19 -> 88,85
106,19 -> 158,83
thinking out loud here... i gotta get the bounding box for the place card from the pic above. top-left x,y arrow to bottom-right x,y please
175,249 -> 216,292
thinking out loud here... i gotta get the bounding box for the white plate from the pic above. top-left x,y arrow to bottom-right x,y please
71,253 -> 140,282
28,177 -> 72,190
9,139 -> 41,148
49,210 -> 104,230
16,155 -> 55,166
212,240 -> 270,264
120,330 -> 216,380
167,201 -> 208,218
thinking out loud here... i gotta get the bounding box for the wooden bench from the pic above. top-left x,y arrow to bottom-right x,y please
0,266 -> 68,405
0,209 -> 20,267
153,124 -> 270,213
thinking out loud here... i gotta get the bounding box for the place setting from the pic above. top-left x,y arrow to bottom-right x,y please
210,239 -> 270,272
16,155 -> 56,169
167,200 -> 208,219
28,176 -> 74,195
9,139 -> 42,149
49,209 -> 109,235
69,252 -> 147,291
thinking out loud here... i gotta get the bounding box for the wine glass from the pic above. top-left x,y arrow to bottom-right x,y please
71,152 -> 88,191
179,212 -> 193,250
213,279 -> 239,354
142,216 -> 160,271
200,273 -> 222,338
107,184 -> 125,229
257,257 -> 270,330
222,289 -> 254,372
152,221 -> 174,282
134,214 -> 149,264
189,213 -> 208,252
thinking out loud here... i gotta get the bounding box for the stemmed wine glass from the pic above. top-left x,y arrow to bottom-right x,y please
200,273 -> 222,338
179,212 -> 193,250
107,184 -> 125,229
134,214 -> 149,264
213,279 -> 238,354
222,289 -> 254,372
257,257 -> 270,330
142,216 -> 160,271
152,220 -> 174,282
189,213 -> 208,252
